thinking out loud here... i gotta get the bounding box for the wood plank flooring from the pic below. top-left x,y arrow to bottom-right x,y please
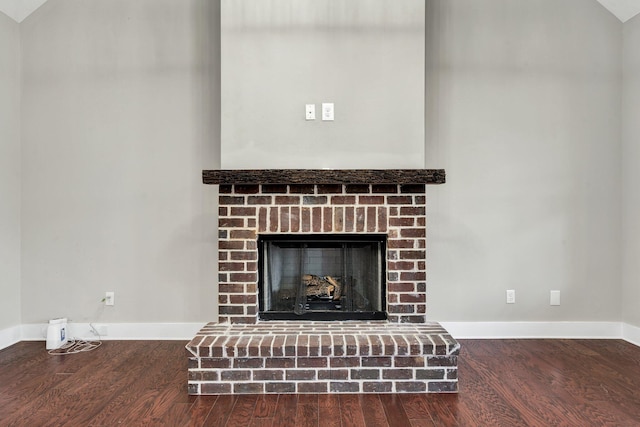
1,339 -> 639,426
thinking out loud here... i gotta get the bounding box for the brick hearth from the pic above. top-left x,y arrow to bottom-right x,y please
187,321 -> 459,394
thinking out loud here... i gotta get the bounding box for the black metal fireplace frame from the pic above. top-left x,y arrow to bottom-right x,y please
257,234 -> 387,321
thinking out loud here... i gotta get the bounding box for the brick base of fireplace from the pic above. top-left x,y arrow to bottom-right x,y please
186,321 -> 459,394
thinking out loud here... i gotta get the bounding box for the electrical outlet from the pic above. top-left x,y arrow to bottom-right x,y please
305,104 -> 315,120
322,103 -> 334,121
105,291 -> 115,306
506,289 -> 515,304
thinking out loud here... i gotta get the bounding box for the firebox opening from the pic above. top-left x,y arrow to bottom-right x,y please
258,234 -> 387,321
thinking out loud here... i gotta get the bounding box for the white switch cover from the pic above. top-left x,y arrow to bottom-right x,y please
305,104 -> 315,120
550,290 -> 561,306
506,289 -> 515,304
322,103 -> 334,121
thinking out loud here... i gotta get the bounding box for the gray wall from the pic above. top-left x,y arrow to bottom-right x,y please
424,0 -> 623,322
20,0 -> 219,324
0,12 -> 21,330
221,0 -> 425,169
622,13 -> 640,328
7,0 -> 635,329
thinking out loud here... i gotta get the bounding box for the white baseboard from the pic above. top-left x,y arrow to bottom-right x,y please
623,323 -> 640,346
439,321 -> 624,339
18,322 -> 207,342
0,324 -> 22,350
4,321 -> 640,351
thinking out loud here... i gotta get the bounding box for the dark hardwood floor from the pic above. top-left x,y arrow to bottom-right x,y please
1,338 -> 639,426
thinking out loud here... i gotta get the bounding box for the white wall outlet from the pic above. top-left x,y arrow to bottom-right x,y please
105,291 -> 115,306
322,103 -> 334,121
305,104 -> 315,120
506,289 -> 515,304
550,290 -> 561,306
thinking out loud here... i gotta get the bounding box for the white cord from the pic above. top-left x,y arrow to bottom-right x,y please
47,323 -> 102,355
48,338 -> 102,355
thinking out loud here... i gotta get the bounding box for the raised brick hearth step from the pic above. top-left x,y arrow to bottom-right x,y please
186,321 -> 460,394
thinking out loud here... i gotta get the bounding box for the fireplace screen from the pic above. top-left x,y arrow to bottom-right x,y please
258,235 -> 386,320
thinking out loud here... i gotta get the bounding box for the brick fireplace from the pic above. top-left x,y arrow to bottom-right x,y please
186,169 -> 460,394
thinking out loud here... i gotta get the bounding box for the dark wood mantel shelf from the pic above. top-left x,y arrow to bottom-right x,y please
202,169 -> 446,185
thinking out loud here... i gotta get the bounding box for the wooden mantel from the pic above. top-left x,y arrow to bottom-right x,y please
202,169 -> 446,185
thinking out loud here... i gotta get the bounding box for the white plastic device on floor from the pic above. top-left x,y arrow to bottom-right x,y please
46,317 -> 68,350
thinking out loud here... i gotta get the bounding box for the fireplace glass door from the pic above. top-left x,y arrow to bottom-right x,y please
258,235 -> 386,320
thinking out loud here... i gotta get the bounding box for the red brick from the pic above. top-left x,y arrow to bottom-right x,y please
230,230 -> 256,240
219,218 -> 244,228
389,218 -> 415,227
312,207 -> 322,232
359,196 -> 384,205
382,369 -> 413,379
303,196 -> 327,205
400,293 -> 426,303
221,370 -> 251,381
334,207 -> 344,232
290,207 -> 300,232
219,262 -> 245,272
344,207 -> 354,232
322,207 -> 333,232
400,184 -> 425,193
386,196 -> 413,204
356,207 -> 365,232
388,239 -> 415,249
396,382 -> 426,392
253,370 -> 284,381
229,294 -> 257,304
280,207 -> 290,233
269,208 -> 278,232
286,370 -> 316,380
219,306 -> 244,315
372,184 -> 398,193
331,196 -> 356,205
220,196 -> 244,205
234,185 -> 260,194
265,358 -> 296,368
218,284 -> 245,293
297,357 -> 328,368
266,382 -> 296,393
330,382 -> 360,392
201,383 -> 231,394
201,358 -> 231,369
400,272 -> 426,281
229,273 -> 257,282
234,383 -> 264,394
400,206 -> 425,216
377,207 -> 388,232
399,250 -> 426,260
345,184 -> 370,194
219,241 -> 244,250
362,357 -> 392,367
261,184 -> 287,193
219,185 -> 232,194
233,358 -> 264,369
274,196 -> 300,205
230,251 -> 257,261
301,207 -> 311,232
247,196 -> 272,205
363,382 -> 393,393
330,357 -> 360,368
317,184 -> 343,194
395,356 -> 426,367
388,261 -> 415,271
290,184 -> 315,194
297,382 -> 327,393
258,207 -> 267,232
366,206 -> 376,232
387,282 -> 415,292
400,228 -> 425,238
